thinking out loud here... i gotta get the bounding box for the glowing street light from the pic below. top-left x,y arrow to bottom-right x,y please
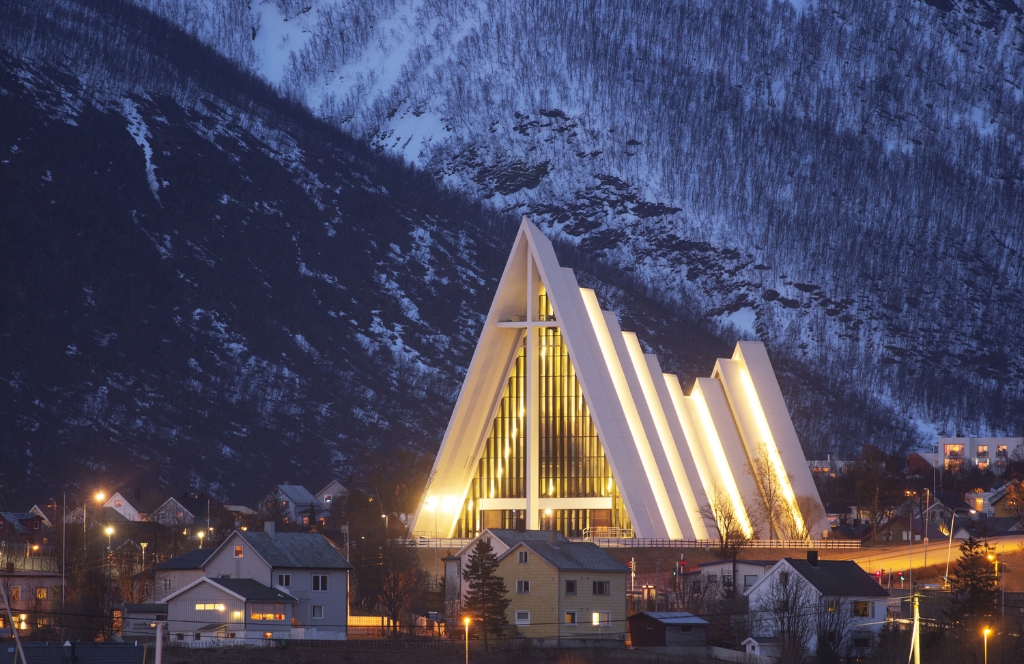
95,492 -> 105,503
104,526 -> 114,549
983,626 -> 991,664
197,530 -> 205,548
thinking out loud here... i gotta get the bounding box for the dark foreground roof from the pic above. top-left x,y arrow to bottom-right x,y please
153,547 -> 214,570
784,559 -> 889,598
504,539 -> 629,572
236,531 -> 353,569
209,577 -> 297,602
0,642 -> 146,664
630,612 -> 709,626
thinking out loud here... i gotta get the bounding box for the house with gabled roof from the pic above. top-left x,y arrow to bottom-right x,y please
102,492 -> 144,522
315,480 -> 348,509
495,533 -> 628,643
0,512 -> 45,544
163,576 -> 298,643
745,552 -> 890,657
151,523 -> 352,641
263,484 -> 324,527
153,548 -> 215,602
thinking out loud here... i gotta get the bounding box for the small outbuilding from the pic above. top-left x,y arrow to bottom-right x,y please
743,635 -> 780,657
627,611 -> 708,648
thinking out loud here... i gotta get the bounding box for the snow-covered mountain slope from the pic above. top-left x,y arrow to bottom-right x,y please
126,0 -> 1024,444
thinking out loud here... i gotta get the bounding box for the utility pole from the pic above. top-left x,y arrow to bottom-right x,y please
912,592 -> 920,664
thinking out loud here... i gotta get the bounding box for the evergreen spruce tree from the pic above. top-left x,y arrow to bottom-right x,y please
948,535 -> 998,619
462,538 -> 511,646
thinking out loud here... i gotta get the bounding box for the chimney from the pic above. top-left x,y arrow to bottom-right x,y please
807,550 -> 819,567
264,521 -> 275,538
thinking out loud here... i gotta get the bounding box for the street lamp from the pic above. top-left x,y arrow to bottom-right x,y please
381,513 -> 388,533
464,617 -> 470,664
104,526 -> 114,549
944,508 -> 977,589
197,530 -> 205,549
983,626 -> 991,664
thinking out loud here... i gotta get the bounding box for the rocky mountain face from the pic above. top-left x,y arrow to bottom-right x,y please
126,0 -> 1024,445
2,0 -> 1021,503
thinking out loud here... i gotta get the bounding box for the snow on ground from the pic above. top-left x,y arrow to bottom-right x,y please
252,0 -> 317,86
121,98 -> 162,201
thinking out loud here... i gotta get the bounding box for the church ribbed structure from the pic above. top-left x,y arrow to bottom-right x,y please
413,218 -> 826,541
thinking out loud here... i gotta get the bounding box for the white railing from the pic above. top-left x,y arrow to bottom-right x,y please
576,537 -> 861,549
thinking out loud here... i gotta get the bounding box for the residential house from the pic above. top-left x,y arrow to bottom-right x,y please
315,480 -> 349,509
28,504 -> 58,529
932,437 -> 1024,473
122,603 -> 167,641
223,503 -> 258,530
0,512 -> 45,545
164,576 -> 297,643
952,517 -> 1022,540
495,533 -> 628,642
263,484 -> 323,527
153,548 -> 214,602
149,493 -> 232,538
153,523 -> 352,640
928,492 -> 975,535
444,529 -> 569,611
0,569 -> 62,635
627,612 -> 708,648
745,552 -> 890,658
103,492 -> 144,522
693,559 -> 777,597
869,517 -> 944,544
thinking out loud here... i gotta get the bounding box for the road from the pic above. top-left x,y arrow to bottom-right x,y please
845,533 -> 1024,581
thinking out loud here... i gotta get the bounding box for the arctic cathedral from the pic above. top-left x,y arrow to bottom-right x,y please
412,218 -> 827,541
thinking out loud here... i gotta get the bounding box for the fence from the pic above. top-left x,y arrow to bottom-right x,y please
408,536 -> 859,550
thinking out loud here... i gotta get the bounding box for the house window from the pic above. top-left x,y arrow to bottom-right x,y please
312,606 -> 324,620
997,445 -> 1008,459
518,551 -> 528,564
195,604 -> 226,611
564,612 -> 577,625
744,575 -> 758,587
852,633 -> 871,648
313,575 -> 328,591
323,494 -> 332,503
163,579 -> 171,592
263,632 -> 273,639
565,580 -> 577,595
281,500 -> 288,507
592,581 -> 610,595
516,580 -> 530,594
250,604 -> 286,621
33,521 -> 39,530
592,612 -> 610,626
115,500 -> 122,507
11,588 -> 19,601
852,601 -> 872,617
707,574 -> 718,585
35,588 -> 47,600
277,574 -> 291,588
825,598 -> 839,613
176,633 -> 184,641
722,574 -> 733,588
515,611 -> 530,625
194,633 -> 201,641
234,546 -> 243,558
977,445 -> 989,459
779,571 -> 789,585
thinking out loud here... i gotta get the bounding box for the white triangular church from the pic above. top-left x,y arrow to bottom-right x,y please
412,218 -> 827,541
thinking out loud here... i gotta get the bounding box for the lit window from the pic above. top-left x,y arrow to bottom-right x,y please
281,500 -> 288,507
323,494 -> 332,504
313,575 -> 328,591
564,612 -> 577,625
115,500 -> 122,507
195,604 -> 226,611
515,611 -> 530,625
11,588 -> 19,601
35,588 -> 47,600
234,546 -> 243,558
518,551 -> 528,564
592,581 -> 610,595
592,612 -> 610,626
250,604 -> 286,621
277,574 -> 291,588
997,445 -> 1008,458
312,606 -> 324,619
516,580 -> 530,594
852,601 -> 871,617
263,632 -> 273,639
565,580 -> 577,595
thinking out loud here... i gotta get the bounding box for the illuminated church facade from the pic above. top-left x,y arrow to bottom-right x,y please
412,218 -> 827,541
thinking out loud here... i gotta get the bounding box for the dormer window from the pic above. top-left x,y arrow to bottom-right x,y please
323,494 -> 332,504
234,546 -> 243,558
115,500 -> 122,507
